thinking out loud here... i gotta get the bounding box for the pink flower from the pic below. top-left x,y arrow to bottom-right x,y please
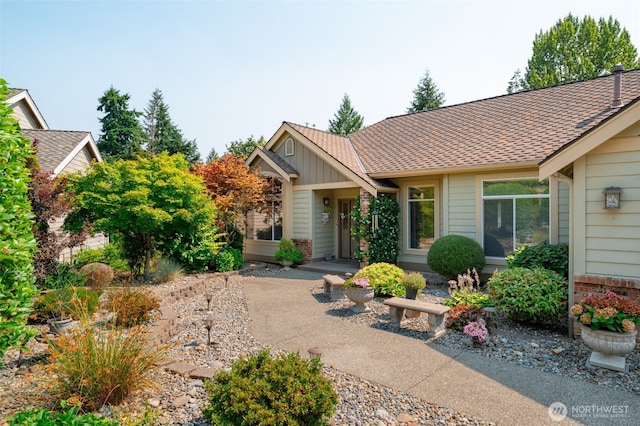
463,320 -> 488,341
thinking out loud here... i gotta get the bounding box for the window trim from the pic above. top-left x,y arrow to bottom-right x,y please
284,137 -> 294,156
403,180 -> 439,253
478,173 -> 551,261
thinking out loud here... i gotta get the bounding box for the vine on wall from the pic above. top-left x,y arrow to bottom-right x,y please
349,194 -> 400,264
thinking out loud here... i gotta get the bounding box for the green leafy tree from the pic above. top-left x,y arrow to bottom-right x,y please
407,68 -> 445,113
142,88 -> 200,164
328,93 -> 364,135
96,86 -> 144,160
226,135 -> 266,159
64,153 -> 217,280
206,147 -> 219,163
508,14 -> 640,93
0,80 -> 38,363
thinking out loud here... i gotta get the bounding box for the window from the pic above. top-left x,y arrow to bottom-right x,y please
482,178 -> 549,257
408,185 -> 436,250
285,137 -> 294,156
245,178 -> 283,241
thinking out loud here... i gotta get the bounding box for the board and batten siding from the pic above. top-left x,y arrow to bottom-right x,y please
447,174 -> 476,239
274,139 -> 349,185
583,150 -> 640,278
313,192 -> 334,259
292,190 -> 311,240
558,181 -> 570,244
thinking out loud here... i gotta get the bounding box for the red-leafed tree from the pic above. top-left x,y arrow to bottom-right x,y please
27,142 -> 87,285
192,154 -> 271,248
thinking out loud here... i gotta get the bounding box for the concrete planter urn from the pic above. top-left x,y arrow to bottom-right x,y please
581,328 -> 638,373
47,317 -> 77,335
345,287 -> 374,314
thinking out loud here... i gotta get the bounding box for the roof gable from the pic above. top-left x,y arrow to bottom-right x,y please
7,88 -> 49,130
22,129 -> 101,176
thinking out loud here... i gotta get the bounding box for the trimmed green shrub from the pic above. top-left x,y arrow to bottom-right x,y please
427,235 -> 486,278
488,267 -> 568,325
354,262 -> 405,297
32,286 -> 101,321
400,272 -> 426,291
506,243 -> 569,279
444,289 -> 493,308
8,402 -> 119,425
274,238 -> 304,264
228,247 -> 244,270
214,250 -> 235,272
203,349 -> 337,426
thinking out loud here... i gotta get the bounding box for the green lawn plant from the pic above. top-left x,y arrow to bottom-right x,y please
0,80 -> 38,364
274,238 -> 304,264
42,262 -> 87,290
203,349 -> 337,425
427,235 -> 486,278
8,401 -> 119,425
354,262 -> 405,297
32,286 -> 100,321
506,242 -> 569,279
400,272 -> 426,291
488,267 -> 568,325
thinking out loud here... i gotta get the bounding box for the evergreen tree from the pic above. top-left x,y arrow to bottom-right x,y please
407,68 -> 445,113
97,86 -> 143,161
206,147 -> 220,163
142,89 -> 200,164
508,14 -> 640,93
327,94 -> 364,136
226,135 -> 266,159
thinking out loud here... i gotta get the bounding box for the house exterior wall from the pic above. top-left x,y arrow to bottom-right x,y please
314,190 -> 334,260
11,100 -> 45,130
274,138 -> 349,186
558,181 -> 570,244
447,173 -> 477,239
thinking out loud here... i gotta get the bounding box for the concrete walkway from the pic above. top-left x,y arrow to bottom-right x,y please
243,269 -> 639,426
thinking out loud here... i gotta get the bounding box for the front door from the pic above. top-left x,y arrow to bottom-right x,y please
339,199 -> 357,259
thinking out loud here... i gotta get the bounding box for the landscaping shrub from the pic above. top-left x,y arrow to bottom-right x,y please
214,249 -> 235,272
151,257 -> 184,284
400,272 -> 426,292
32,286 -> 100,321
354,262 -> 405,297
427,235 -> 486,278
488,267 -> 568,325
274,238 -> 304,264
79,262 -> 114,290
444,289 -> 493,309
73,244 -> 129,272
47,325 -> 163,412
203,349 -> 337,426
506,243 -> 569,279
445,305 -> 486,331
228,247 -> 244,270
41,262 -> 87,290
8,402 -> 119,425
104,287 -> 160,327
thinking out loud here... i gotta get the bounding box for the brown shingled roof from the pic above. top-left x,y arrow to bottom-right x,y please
22,129 -> 91,173
350,69 -> 640,177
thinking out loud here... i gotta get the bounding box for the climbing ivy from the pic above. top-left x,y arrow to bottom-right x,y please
349,194 -> 400,264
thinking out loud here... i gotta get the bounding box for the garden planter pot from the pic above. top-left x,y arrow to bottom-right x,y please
279,260 -> 294,271
345,287 -> 374,313
581,328 -> 637,373
404,288 -> 421,318
47,317 -> 77,335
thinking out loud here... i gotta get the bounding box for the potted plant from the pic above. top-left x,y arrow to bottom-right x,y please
322,206 -> 332,224
274,238 -> 304,270
401,272 -> 426,300
343,276 -> 374,313
570,291 -> 640,372
33,286 -> 100,334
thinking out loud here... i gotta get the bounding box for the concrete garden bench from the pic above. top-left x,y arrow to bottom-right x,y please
323,274 -> 346,301
383,297 -> 450,338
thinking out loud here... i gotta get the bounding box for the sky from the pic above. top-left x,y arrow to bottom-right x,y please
1,0 -> 639,160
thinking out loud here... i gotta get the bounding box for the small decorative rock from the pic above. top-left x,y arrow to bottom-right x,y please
148,398 -> 161,408
172,395 -> 190,408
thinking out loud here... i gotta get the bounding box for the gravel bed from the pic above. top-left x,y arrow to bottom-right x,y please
2,268 -> 638,425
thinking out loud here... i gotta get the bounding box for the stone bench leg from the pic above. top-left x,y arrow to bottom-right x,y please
323,280 -> 332,294
330,286 -> 345,301
427,313 -> 448,338
388,306 -> 406,328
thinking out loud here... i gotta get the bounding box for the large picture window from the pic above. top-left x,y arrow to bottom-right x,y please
482,178 -> 549,257
245,201 -> 282,241
408,185 -> 436,250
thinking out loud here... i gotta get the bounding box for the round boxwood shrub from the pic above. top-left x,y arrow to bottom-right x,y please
427,235 -> 486,278
354,262 -> 405,297
487,267 -> 568,325
203,349 -> 337,426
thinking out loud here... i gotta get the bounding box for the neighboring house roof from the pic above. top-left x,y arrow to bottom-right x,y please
348,69 -> 640,178
22,129 -> 102,176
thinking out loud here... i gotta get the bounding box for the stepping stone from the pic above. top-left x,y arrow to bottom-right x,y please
154,356 -> 178,367
166,361 -> 197,375
190,367 -> 218,379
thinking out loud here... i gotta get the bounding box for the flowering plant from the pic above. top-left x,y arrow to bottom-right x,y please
463,319 -> 488,342
344,276 -> 371,289
570,292 -> 640,333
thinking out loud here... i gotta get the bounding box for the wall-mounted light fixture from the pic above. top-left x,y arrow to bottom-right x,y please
603,187 -> 622,209
323,197 -> 330,206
